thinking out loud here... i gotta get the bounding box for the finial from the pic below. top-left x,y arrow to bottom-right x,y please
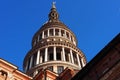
52,2 -> 56,8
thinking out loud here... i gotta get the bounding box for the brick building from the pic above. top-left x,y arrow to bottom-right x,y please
72,33 -> 120,80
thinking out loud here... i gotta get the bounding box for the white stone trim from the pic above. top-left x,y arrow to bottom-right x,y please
42,31 -> 44,39
54,46 -> 56,60
36,50 -> 40,65
45,47 -> 48,62
62,47 -> 66,61
77,54 -> 81,69
70,50 -> 74,64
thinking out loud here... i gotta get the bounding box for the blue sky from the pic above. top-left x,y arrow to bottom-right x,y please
0,0 -> 120,71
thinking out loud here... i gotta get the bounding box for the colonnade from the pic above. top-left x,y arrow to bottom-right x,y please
25,46 -> 85,72
33,28 -> 76,46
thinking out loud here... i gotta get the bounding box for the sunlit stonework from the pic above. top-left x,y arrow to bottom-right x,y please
23,3 -> 87,77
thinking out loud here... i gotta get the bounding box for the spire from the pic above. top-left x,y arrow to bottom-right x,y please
52,2 -> 56,9
48,2 -> 59,22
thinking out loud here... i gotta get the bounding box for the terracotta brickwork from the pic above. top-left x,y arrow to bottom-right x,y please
72,33 -> 120,80
83,48 -> 120,80
58,68 -> 75,80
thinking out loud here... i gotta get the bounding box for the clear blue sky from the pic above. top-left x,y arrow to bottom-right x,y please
0,0 -> 120,71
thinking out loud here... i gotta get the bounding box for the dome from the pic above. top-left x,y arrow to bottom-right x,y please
23,3 -> 87,77
32,5 -> 77,47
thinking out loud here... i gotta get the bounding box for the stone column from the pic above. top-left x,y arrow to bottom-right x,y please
40,54 -> 42,63
70,50 -> 74,64
79,57 -> 83,68
77,54 -> 81,68
68,54 -> 71,62
54,46 -> 56,60
36,50 -> 40,65
45,47 -> 48,62
62,47 -> 66,61
59,29 -> 61,36
29,55 -> 33,69
69,33 -> 71,41
42,31 -> 44,39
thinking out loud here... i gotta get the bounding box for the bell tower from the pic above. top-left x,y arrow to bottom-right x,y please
23,2 -> 87,78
